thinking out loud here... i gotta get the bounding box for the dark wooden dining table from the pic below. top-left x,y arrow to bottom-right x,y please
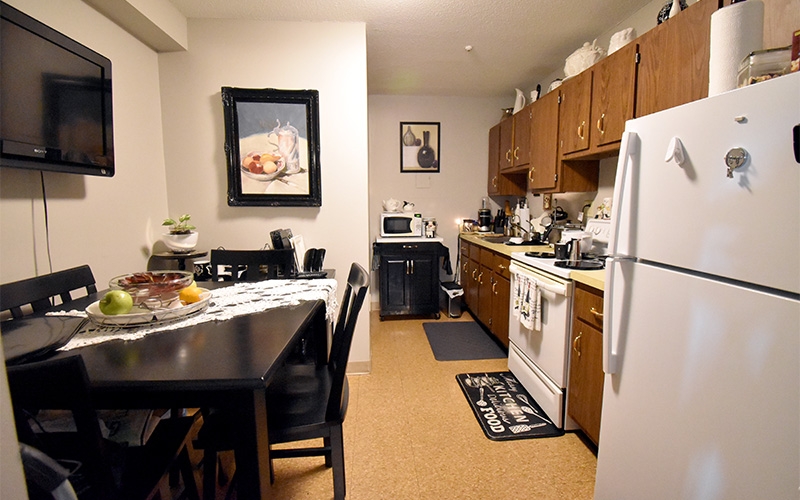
7,281 -> 329,500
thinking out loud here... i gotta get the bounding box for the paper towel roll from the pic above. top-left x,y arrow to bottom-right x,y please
709,0 -> 764,96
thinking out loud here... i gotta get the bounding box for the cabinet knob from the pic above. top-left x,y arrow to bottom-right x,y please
513,146 -> 519,160
492,176 -> 498,188
573,332 -> 583,357
506,150 -> 512,163
528,168 -> 534,182
590,307 -> 604,320
497,264 -> 507,271
596,113 -> 606,135
478,272 -> 483,284
578,121 -> 586,141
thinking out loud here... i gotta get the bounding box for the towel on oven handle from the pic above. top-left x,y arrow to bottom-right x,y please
513,272 -> 541,331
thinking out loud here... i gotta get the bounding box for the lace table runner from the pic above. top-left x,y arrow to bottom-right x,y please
48,279 -> 338,351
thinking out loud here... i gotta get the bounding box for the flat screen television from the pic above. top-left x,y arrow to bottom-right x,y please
0,2 -> 114,177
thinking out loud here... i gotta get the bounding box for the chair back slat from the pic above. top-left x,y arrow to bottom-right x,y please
210,249 -> 295,281
0,265 -> 96,319
326,262 -> 369,421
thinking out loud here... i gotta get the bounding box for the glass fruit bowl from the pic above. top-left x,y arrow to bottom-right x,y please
109,271 -> 193,308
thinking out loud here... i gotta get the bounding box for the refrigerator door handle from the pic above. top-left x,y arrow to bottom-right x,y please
608,131 -> 638,257
603,256 -> 635,374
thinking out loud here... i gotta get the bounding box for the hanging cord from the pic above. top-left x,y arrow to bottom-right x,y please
39,171 -> 54,284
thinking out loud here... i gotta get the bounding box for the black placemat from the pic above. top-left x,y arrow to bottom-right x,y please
423,321 -> 505,361
456,371 -> 564,441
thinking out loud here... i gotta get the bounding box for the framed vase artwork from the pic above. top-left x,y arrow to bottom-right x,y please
222,87 -> 321,207
400,122 -> 440,173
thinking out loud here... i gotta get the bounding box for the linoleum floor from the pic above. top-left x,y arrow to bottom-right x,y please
233,311 -> 597,499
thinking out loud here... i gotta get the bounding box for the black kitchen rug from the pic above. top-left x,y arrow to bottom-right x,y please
456,371 -> 564,441
423,321 -> 506,361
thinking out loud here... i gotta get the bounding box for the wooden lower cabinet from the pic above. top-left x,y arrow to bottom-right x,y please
568,282 -> 605,445
459,238 -> 510,347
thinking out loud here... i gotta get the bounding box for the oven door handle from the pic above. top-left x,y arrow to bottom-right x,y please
510,264 -> 568,296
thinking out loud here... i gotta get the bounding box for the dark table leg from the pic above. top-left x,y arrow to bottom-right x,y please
232,388 -> 271,499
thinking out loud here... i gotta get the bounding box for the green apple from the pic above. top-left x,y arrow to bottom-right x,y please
99,290 -> 134,315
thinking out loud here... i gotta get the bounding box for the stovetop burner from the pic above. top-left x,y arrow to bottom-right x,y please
525,251 -> 555,259
553,259 -> 605,270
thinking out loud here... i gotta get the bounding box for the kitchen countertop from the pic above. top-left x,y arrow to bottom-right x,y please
459,232 -> 605,291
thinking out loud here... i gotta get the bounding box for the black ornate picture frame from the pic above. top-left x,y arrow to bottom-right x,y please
222,87 -> 321,207
400,122 -> 440,173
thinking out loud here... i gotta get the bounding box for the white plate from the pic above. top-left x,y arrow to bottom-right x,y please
86,289 -> 211,327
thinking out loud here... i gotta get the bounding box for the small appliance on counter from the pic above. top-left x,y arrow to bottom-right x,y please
477,198 -> 492,232
380,211 -> 423,237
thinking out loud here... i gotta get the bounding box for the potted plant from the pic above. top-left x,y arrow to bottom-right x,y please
161,214 -> 198,253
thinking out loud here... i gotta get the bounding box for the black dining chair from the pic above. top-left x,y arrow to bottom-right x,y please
6,355 -> 200,500
195,262 -> 369,500
209,249 -> 295,281
0,265 -> 97,319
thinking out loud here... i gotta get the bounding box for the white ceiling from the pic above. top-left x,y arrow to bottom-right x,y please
166,0 -> 655,97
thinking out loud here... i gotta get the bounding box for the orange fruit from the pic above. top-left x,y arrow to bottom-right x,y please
179,286 -> 202,304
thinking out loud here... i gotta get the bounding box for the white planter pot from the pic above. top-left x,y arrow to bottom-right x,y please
162,231 -> 198,253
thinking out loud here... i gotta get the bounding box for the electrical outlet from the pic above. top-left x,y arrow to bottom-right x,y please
543,194 -> 552,210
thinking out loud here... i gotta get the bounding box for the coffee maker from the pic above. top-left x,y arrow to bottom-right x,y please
478,198 -> 492,232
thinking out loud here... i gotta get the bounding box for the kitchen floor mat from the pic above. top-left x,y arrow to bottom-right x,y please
456,371 -> 564,441
423,321 -> 506,361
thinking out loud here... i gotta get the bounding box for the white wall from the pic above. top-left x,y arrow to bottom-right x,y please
157,19 -> 371,369
0,0 -> 170,287
367,95 -> 509,302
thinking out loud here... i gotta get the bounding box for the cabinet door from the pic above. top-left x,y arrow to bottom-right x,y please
498,117 -> 514,170
529,89 -> 559,192
559,70 -> 592,155
407,254 -> 436,308
511,106 -> 531,170
491,274 -> 510,347
635,0 -> 716,117
382,256 -> 408,308
591,42 -> 637,148
487,124 -> 502,196
477,262 -> 493,327
568,320 -> 604,445
467,258 -> 480,311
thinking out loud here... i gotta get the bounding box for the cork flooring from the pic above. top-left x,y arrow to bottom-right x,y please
222,311 -> 598,499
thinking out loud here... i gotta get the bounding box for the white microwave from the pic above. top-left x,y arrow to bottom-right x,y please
380,212 -> 423,237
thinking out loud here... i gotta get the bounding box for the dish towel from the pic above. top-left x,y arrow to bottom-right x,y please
513,273 -> 541,331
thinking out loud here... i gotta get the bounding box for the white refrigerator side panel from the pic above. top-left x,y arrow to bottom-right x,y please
595,261 -> 800,500
614,72 -> 800,294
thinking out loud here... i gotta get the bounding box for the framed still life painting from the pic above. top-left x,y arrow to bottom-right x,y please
222,87 -> 321,207
400,122 -> 440,173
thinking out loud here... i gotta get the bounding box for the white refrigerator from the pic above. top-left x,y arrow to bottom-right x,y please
595,72 -> 799,499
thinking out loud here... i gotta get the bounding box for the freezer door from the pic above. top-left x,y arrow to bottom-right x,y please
596,261 -> 800,499
611,72 -> 799,295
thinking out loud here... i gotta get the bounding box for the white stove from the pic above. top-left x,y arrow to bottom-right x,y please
506,217 -> 612,429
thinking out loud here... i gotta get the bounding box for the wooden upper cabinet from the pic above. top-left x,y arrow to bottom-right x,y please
488,122 -> 527,197
499,109 -> 531,172
558,70 -> 593,156
529,89 -> 559,192
511,106 -> 531,170
487,123 -> 502,195
591,41 -> 638,149
635,0 -> 717,117
498,117 -> 514,170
